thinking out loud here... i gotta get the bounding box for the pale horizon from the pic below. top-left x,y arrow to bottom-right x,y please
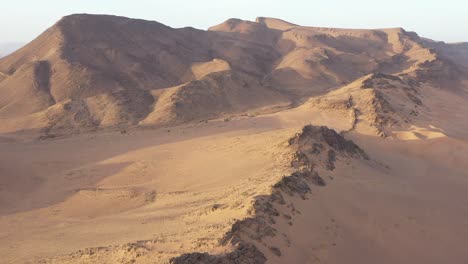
1,0 -> 468,45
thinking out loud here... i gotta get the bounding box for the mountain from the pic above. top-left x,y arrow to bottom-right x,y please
1,14 -> 466,137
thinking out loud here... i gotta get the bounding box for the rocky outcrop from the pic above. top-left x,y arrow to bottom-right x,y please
171,125 -> 367,263
358,73 -> 424,135
171,242 -> 266,264
362,73 -> 404,89
290,125 -> 368,157
36,125 -> 368,264
308,72 -> 426,137
290,125 -> 369,170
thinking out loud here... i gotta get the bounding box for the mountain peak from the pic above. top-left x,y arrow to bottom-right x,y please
255,17 -> 298,30
208,18 -> 259,32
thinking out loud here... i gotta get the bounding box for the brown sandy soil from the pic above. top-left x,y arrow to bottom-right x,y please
0,119 -> 293,263
1,99 -> 356,263
2,85 -> 468,263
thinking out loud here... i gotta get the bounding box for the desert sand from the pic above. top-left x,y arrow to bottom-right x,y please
1,15 -> 468,264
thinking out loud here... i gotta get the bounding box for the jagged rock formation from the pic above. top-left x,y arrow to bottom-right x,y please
307,72 -> 427,136
289,125 -> 369,170
169,125 -> 368,264
171,243 -> 266,264
1,14 -> 467,136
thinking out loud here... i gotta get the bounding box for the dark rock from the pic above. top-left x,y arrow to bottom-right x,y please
362,73 -> 402,89
269,247 -> 282,257
310,173 -> 326,186
170,242 -> 266,264
273,174 -> 311,197
326,150 -> 336,171
291,151 -> 309,168
290,125 -> 368,160
221,217 -> 276,246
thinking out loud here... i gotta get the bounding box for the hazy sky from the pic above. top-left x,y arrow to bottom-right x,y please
1,0 -> 467,44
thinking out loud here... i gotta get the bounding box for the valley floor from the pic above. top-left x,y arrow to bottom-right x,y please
1,99 -> 468,264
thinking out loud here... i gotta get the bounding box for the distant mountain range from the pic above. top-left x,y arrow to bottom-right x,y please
0,14 -> 467,137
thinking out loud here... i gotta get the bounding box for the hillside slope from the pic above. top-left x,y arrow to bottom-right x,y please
1,15 -> 467,136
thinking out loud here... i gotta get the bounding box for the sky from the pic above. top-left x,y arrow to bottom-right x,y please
1,0 -> 467,45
